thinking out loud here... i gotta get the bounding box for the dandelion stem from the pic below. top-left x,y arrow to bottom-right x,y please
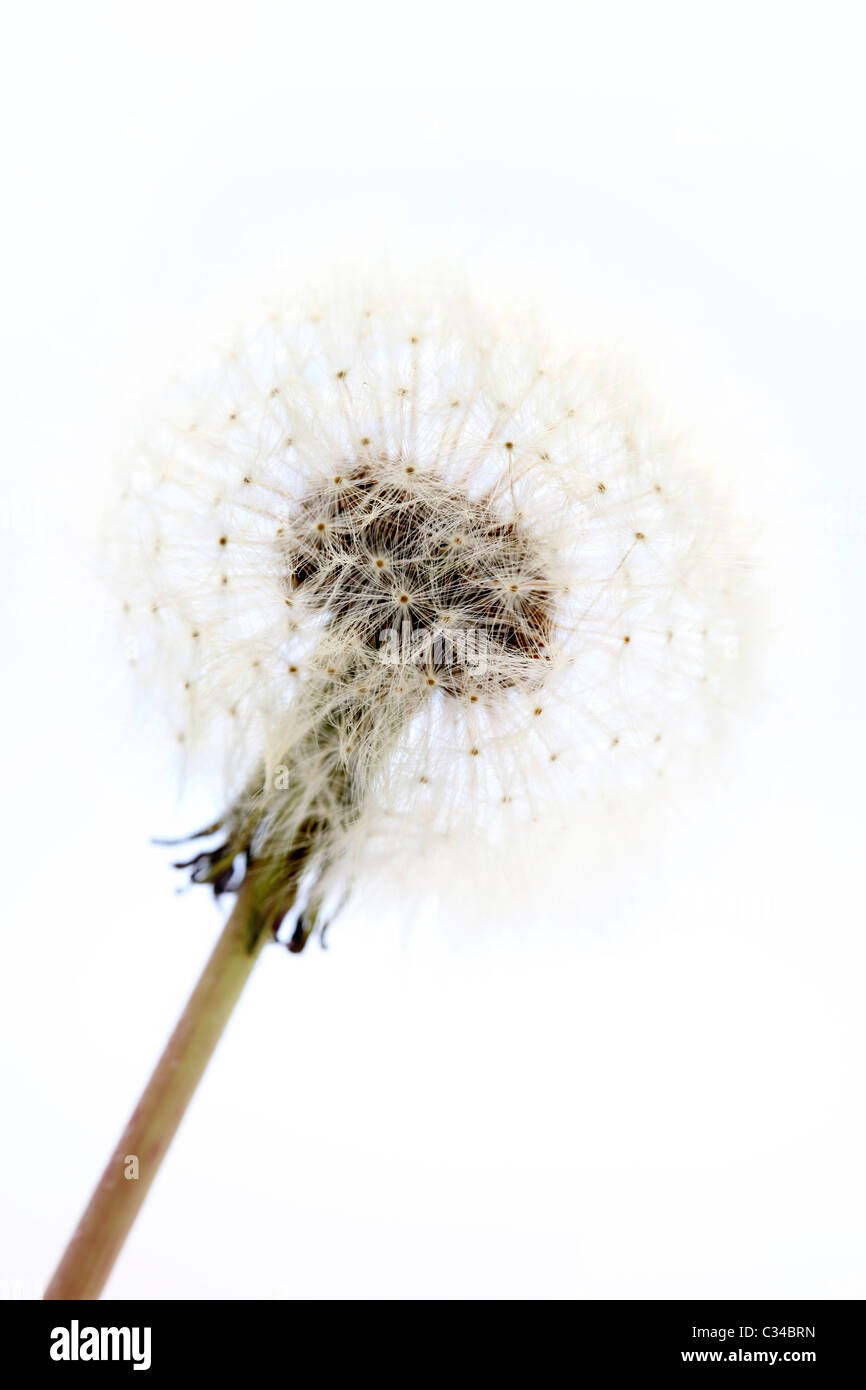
44,873 -> 278,1300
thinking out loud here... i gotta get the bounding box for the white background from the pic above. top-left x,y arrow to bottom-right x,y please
1,2 -> 864,1299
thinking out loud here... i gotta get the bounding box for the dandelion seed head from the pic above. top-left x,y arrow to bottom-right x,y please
113,274 -> 754,929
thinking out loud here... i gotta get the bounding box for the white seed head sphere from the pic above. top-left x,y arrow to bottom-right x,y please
115,275 -> 753,937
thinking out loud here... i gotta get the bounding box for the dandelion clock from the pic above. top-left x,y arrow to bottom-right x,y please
45,272 -> 753,1298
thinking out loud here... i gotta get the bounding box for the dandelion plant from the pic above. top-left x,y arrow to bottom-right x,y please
45,273 -> 751,1299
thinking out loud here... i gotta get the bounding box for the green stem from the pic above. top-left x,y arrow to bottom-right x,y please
44,874 -> 276,1301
